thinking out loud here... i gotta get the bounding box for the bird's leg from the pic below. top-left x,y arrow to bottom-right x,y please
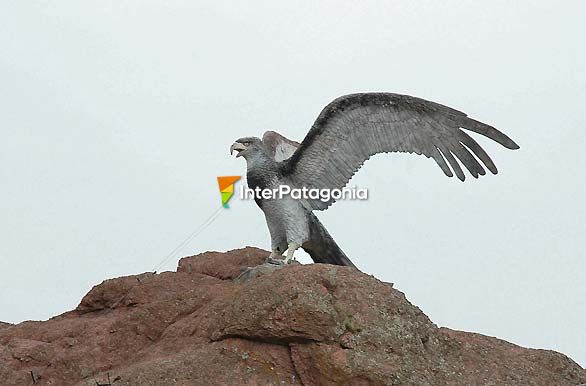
267,249 -> 282,260
266,243 -> 286,265
266,250 -> 283,265
282,242 -> 301,264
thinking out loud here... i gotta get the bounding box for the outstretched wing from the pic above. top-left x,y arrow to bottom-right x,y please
262,131 -> 300,161
280,93 -> 519,210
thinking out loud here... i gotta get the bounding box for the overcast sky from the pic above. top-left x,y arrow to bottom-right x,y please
1,1 -> 585,366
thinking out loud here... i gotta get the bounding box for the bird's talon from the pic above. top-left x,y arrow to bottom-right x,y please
266,257 -> 286,265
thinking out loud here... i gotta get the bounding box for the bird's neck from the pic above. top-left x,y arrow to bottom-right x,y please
245,153 -> 277,190
245,151 -> 274,171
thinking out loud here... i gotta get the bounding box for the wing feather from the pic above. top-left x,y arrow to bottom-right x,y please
457,131 -> 498,174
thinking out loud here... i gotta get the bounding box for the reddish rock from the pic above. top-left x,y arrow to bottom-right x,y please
177,246 -> 268,279
0,247 -> 584,385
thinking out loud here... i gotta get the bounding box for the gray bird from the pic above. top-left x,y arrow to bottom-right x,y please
230,93 -> 519,267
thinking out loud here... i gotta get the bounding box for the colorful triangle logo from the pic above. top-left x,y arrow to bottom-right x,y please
217,176 -> 241,208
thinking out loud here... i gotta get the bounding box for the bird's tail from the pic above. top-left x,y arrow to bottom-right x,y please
302,213 -> 356,267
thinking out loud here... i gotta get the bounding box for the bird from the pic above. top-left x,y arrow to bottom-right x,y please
230,93 -> 519,267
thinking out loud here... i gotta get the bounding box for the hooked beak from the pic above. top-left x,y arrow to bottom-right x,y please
230,142 -> 246,157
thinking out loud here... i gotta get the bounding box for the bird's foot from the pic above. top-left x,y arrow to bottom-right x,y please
267,257 -> 299,265
265,250 -> 287,265
266,257 -> 286,265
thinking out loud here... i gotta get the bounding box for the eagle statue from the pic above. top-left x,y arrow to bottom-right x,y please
230,93 -> 519,267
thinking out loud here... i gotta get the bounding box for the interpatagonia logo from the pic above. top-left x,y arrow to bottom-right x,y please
238,185 -> 368,202
217,176 -> 241,208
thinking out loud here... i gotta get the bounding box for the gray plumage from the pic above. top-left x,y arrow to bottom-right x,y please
231,93 -> 519,267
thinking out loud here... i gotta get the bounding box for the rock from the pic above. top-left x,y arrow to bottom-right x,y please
0,247 -> 584,385
177,246 -> 268,279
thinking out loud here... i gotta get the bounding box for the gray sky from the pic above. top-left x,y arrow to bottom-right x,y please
1,1 -> 585,366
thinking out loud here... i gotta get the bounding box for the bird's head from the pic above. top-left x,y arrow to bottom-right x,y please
230,137 -> 263,160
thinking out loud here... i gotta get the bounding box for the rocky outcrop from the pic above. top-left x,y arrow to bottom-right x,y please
0,247 -> 584,385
